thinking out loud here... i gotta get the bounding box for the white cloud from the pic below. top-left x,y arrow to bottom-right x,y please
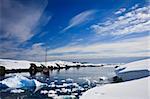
0,0 -> 52,61
47,36 -> 150,60
0,0 -> 50,42
0,36 -> 149,61
21,43 -> 46,61
0,42 -> 46,61
114,8 -> 126,15
131,4 -> 139,10
91,5 -> 150,36
0,0 -> 51,61
0,3 -> 149,61
62,10 -> 97,32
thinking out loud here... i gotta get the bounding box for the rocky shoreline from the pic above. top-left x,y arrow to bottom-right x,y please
0,62 -> 103,76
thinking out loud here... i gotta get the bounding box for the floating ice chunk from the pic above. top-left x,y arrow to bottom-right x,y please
48,82 -> 56,88
48,90 -> 57,94
66,78 -> 74,83
73,93 -> 78,96
48,93 -> 57,98
55,89 -> 61,92
54,80 -> 58,83
10,89 -> 25,93
48,90 -> 57,98
0,75 -> 35,89
55,95 -> 76,99
61,80 -> 66,83
72,83 -> 79,87
78,86 -> 85,92
72,88 -> 79,92
40,90 -> 48,94
61,88 -> 68,93
62,83 -> 68,87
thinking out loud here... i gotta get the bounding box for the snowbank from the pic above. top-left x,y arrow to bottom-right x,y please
120,59 -> 150,72
81,59 -> 150,99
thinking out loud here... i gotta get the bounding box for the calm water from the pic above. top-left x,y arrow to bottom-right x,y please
0,66 -> 116,99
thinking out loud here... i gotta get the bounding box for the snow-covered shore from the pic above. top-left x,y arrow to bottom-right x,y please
0,59 -> 102,70
81,59 -> 150,99
0,59 -> 40,69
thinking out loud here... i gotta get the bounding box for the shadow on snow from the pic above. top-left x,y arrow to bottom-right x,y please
118,69 -> 150,82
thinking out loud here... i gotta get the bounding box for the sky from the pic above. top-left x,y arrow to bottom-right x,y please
0,0 -> 150,63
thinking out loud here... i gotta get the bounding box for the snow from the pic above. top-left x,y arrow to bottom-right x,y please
44,60 -> 82,67
81,59 -> 150,99
0,59 -> 102,70
0,59 -> 41,69
119,59 -> 150,72
81,77 -> 149,99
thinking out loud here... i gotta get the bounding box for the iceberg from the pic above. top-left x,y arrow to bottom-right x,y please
0,75 -> 46,92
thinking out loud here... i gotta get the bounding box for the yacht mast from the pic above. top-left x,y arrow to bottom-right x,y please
45,47 -> 47,66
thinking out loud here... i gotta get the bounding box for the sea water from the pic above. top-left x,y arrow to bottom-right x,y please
0,66 -> 116,99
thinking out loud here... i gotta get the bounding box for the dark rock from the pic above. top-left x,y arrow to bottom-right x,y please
29,63 -> 37,76
113,76 -> 123,83
0,66 -> 5,76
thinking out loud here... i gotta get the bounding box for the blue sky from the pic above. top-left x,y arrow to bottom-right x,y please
0,0 -> 150,63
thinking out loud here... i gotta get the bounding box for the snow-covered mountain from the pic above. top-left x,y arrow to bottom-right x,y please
80,58 -> 150,99
0,59 -> 102,70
